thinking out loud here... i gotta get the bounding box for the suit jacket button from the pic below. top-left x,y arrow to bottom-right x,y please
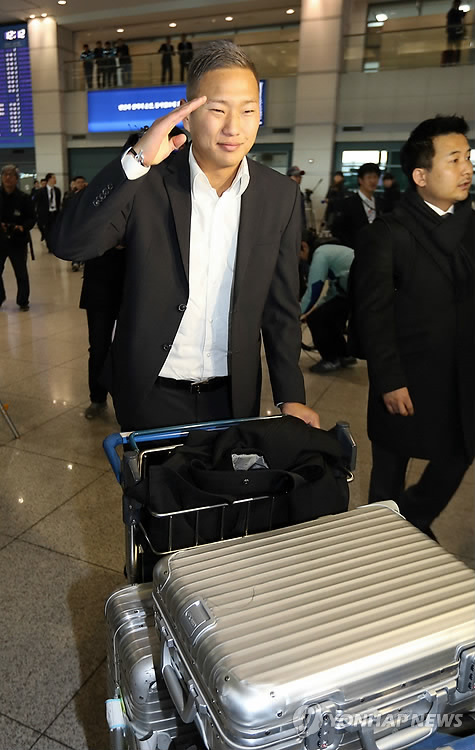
107,183 -> 113,190
162,343 -> 172,351
178,304 -> 187,312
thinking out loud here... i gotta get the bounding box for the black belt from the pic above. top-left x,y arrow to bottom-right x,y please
157,376 -> 229,394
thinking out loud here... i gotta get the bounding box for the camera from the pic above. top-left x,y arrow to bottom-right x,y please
2,223 -> 18,239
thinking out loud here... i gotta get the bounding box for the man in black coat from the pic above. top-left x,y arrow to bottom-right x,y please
351,115 -> 474,537
332,163 -> 383,248
0,165 -> 36,310
36,173 -> 61,252
158,37 -> 174,84
52,41 -> 319,432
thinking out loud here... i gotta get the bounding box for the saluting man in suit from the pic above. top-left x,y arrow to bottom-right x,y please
52,41 -> 320,432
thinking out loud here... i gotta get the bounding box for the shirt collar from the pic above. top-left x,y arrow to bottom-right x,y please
424,200 -> 455,217
358,189 -> 375,207
189,145 -> 250,199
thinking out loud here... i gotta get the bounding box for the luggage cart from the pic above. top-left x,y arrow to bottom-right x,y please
103,416 -> 357,584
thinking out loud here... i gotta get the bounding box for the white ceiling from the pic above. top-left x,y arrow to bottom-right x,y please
0,0 -> 301,40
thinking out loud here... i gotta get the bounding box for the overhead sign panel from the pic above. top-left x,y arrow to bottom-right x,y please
87,81 -> 266,133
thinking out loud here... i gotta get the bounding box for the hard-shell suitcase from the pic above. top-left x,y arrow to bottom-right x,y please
105,583 -> 204,750
152,504 -> 475,750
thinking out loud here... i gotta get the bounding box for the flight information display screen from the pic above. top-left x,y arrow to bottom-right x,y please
0,23 -> 34,148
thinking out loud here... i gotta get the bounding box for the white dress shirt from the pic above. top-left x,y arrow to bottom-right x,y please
121,146 -> 250,381
424,200 -> 455,217
358,190 -> 376,223
48,185 -> 57,211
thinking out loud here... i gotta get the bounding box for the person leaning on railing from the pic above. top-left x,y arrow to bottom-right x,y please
80,43 -> 94,89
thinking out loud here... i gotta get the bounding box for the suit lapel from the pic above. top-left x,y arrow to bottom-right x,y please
163,147 -> 192,281
233,158 -> 260,304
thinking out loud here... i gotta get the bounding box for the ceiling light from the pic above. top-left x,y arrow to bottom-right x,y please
58,0 -> 67,4
169,22 -> 177,28
375,13 -> 388,22
116,28 -> 124,32
460,3 -> 470,10
225,16 -> 233,21
41,12 -> 47,17
286,8 -> 295,14
29,13 -> 36,18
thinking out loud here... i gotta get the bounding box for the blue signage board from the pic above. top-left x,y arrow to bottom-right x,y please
0,23 -> 34,149
87,80 -> 266,133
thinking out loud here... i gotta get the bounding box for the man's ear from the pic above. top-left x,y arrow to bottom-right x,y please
412,167 -> 427,188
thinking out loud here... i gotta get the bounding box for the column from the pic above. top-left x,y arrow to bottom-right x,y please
293,0 -> 347,225
28,17 -> 73,191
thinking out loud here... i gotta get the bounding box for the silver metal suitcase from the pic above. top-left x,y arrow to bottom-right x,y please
152,504 -> 475,750
105,583 -> 204,750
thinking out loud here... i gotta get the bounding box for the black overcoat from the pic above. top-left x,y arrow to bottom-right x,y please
52,145 -> 305,428
352,200 -> 475,460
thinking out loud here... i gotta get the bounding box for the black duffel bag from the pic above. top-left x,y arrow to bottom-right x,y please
126,416 -> 350,552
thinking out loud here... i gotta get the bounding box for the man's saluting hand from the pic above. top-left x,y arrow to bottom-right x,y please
133,97 -> 207,166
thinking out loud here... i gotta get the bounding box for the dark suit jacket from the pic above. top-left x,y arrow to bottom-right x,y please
37,186 -> 61,226
52,146 -> 305,428
0,187 -> 36,250
351,202 -> 475,460
332,192 -> 383,249
79,246 -> 126,313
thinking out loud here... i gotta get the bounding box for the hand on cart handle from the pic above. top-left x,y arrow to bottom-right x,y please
134,96 -> 207,166
281,402 -> 320,428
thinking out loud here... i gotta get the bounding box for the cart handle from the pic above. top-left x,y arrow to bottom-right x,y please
103,433 -> 124,482
126,416 -> 277,453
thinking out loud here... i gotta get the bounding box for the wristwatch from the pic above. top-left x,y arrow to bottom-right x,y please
128,147 -> 147,167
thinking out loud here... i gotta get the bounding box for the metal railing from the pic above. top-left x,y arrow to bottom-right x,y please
343,22 -> 474,72
64,40 -> 299,92
64,24 -> 474,92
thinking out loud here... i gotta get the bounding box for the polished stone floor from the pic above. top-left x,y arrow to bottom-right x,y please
0,230 -> 473,749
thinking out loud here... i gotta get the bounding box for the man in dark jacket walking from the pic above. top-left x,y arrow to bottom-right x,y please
332,163 -> 383,249
0,165 -> 36,310
36,172 -> 61,252
351,115 -> 474,538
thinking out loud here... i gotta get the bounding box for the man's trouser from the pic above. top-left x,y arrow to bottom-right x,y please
0,244 -> 29,307
306,295 -> 349,361
368,441 -> 471,532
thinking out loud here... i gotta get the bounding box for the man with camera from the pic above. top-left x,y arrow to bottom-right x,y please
0,165 -> 36,311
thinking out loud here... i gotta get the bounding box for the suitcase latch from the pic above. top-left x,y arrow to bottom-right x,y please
457,645 -> 475,694
299,701 -> 337,750
180,600 -> 212,640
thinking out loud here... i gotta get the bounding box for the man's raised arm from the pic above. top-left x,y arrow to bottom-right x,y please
51,96 -> 206,262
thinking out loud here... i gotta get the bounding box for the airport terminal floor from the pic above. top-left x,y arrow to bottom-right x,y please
0,229 -> 473,749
